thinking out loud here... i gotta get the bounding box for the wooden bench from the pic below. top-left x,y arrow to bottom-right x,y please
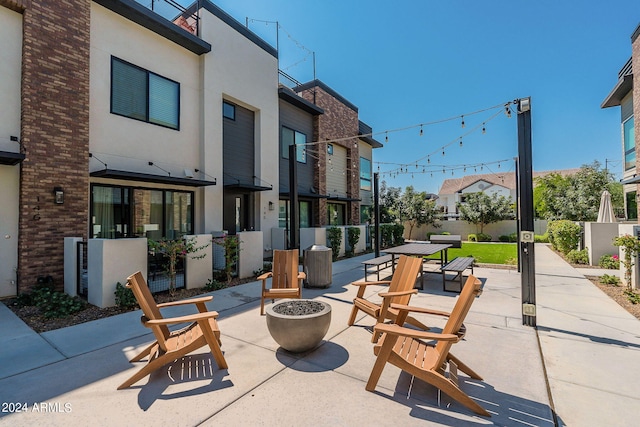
441,257 -> 475,292
362,254 -> 395,281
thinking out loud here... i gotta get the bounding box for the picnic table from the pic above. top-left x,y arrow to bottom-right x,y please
383,243 -> 452,289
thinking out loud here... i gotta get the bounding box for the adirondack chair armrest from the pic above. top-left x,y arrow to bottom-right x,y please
379,289 -> 418,299
390,303 -> 451,317
297,272 -> 306,280
257,272 -> 273,281
143,311 -> 220,326
156,296 -> 213,308
350,280 -> 392,287
373,323 -> 459,342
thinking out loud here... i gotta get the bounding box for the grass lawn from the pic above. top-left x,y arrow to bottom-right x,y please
425,242 -> 517,265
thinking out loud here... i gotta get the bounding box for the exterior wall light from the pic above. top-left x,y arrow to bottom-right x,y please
53,187 -> 64,204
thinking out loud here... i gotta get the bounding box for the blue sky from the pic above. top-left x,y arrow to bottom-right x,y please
177,1 -> 638,193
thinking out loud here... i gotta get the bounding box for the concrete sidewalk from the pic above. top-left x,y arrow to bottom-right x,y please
0,244 -> 639,426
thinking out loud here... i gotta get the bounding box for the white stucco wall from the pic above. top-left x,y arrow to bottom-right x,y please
199,9 -> 280,241
438,181 -> 515,216
0,7 -> 22,298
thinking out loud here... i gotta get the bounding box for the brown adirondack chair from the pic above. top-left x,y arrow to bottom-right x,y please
258,249 -> 305,315
348,255 -> 428,342
117,271 -> 228,390
365,274 -> 489,417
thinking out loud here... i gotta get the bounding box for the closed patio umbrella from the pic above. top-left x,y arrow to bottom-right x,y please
596,190 -> 616,222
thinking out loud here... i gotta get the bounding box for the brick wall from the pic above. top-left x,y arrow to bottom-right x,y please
633,29 -> 640,220
298,84 -> 361,225
6,0 -> 91,292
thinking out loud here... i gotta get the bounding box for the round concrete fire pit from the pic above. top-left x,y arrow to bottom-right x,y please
265,299 -> 332,353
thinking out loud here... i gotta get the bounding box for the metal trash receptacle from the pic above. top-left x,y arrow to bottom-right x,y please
303,245 -> 332,288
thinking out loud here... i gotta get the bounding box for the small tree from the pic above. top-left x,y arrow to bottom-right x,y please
613,234 -> 640,290
213,234 -> 241,284
458,192 -> 514,234
399,186 -> 441,240
149,237 -> 209,295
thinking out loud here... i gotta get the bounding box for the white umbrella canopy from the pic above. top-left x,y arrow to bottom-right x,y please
597,190 -> 616,222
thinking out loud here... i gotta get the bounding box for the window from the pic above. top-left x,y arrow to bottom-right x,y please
91,185 -> 193,239
281,127 -> 307,163
624,116 -> 635,171
360,157 -> 372,191
278,200 -> 311,229
223,101 -> 236,120
626,191 -> 638,220
111,57 -> 180,130
327,203 -> 345,226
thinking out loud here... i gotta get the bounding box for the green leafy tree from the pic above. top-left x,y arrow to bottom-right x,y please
534,161 -> 618,221
398,186 -> 440,240
458,192 -> 514,234
379,181 -> 402,223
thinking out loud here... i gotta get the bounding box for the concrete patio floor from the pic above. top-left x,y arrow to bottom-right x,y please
1,244 -> 639,426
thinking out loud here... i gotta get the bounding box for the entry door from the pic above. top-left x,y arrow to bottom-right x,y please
0,166 -> 19,298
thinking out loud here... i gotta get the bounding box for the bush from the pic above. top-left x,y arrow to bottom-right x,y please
535,233 -> 550,243
114,282 -> 137,309
380,224 -> 394,248
441,231 -> 451,235
326,226 -> 342,261
392,223 -> 405,245
566,248 -> 589,265
499,233 -> 517,243
468,233 -> 477,242
600,274 -> 620,285
205,278 -> 226,292
30,281 -> 86,319
598,254 -> 620,270
346,227 -> 361,257
475,233 -> 492,242
625,289 -> 640,304
547,220 -> 581,254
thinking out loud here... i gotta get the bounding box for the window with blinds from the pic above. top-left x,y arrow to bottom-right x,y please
111,57 -> 180,130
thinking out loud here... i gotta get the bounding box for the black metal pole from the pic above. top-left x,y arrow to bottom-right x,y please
517,97 -> 536,327
289,144 -> 299,250
515,157 -> 521,273
374,172 -> 380,257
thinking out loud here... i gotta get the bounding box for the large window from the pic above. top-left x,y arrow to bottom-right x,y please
91,185 -> 192,239
360,157 -> 372,191
327,203 -> 345,226
278,200 -> 311,229
624,116 -> 635,171
111,57 -> 180,130
281,127 -> 307,163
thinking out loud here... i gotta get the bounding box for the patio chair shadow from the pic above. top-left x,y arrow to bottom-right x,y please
371,371 -> 561,426
133,353 -> 233,411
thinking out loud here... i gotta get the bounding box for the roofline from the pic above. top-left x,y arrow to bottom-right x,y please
278,87 -> 324,115
93,0 -> 212,55
632,22 -> 640,43
601,73 -> 633,108
294,80 -> 359,113
200,1 -> 277,58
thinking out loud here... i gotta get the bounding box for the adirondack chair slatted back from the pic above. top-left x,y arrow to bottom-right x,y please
433,275 -> 482,367
127,272 -> 171,345
387,255 -> 422,305
272,249 -> 299,290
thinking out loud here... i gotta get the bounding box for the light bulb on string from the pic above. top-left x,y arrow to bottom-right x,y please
442,148 -> 445,156
430,172 -> 433,178
411,173 -> 414,179
464,167 -> 467,173
385,132 -> 388,142
427,156 -> 430,164
451,170 -> 454,176
498,162 -> 501,169
419,125 -> 423,137
480,165 -> 484,171
461,115 -> 465,128
442,167 -> 445,174
482,123 -> 486,134
459,137 -> 463,147
422,167 -> 425,173
505,105 -> 511,118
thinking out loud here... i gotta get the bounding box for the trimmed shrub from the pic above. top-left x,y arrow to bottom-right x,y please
326,226 -> 342,261
114,282 -> 137,309
598,254 -> 620,270
476,233 -> 492,242
346,227 -> 361,257
566,248 -> 589,265
547,220 -> 581,254
535,233 -> 550,243
392,223 -> 404,246
380,224 -> 394,248
468,233 -> 477,242
499,233 -> 517,243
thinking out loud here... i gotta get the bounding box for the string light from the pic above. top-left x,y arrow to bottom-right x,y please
505,105 -> 511,118
427,156 -> 430,164
459,137 -> 463,147
419,125 -> 423,136
461,115 -> 465,128
442,148 -> 445,156
482,123 -> 486,134
385,132 -> 388,142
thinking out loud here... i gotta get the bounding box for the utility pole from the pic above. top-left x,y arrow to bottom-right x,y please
517,97 -> 536,327
373,172 -> 380,257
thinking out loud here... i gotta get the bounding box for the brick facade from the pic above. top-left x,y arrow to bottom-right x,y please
5,0 -> 91,292
633,29 -> 640,220
297,84 -> 361,225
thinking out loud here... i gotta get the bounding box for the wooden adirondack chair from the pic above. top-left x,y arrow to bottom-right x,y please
365,274 -> 489,417
117,271 -> 228,390
348,255 -> 428,343
258,249 -> 305,315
